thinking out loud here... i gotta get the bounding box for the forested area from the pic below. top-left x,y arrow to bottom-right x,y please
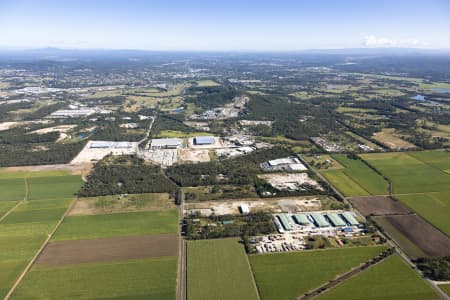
415,257 -> 450,281
0,142 -> 85,167
78,155 -> 178,197
245,94 -> 340,140
150,113 -> 193,136
166,147 -> 292,186
0,127 -> 59,144
184,86 -> 240,109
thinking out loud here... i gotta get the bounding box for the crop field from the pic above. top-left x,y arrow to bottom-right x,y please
187,238 -> 259,300
396,192 -> 450,236
408,150 -> 450,171
2,199 -> 72,225
0,201 -> 17,217
0,170 -> 83,298
0,199 -> 74,298
350,196 -> 410,216
374,215 -> 450,258
330,155 -> 388,195
373,216 -> 425,259
0,178 -> 26,201
316,255 -> 440,300
250,246 -> 387,300
322,170 -> 369,196
52,209 -> 179,241
27,175 -> 83,200
11,257 -> 178,300
360,152 -> 450,194
36,233 -> 178,266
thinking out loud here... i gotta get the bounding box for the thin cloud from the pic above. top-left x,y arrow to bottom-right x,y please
363,35 -> 427,48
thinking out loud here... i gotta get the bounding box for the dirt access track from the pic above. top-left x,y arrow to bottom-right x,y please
36,233 -> 178,266
349,196 -> 411,216
383,215 -> 450,257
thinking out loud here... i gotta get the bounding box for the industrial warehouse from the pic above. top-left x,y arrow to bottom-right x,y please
251,210 -> 365,253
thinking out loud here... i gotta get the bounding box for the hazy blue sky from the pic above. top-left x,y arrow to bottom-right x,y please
0,0 -> 449,50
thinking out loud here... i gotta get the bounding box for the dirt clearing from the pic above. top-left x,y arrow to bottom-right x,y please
178,149 -> 210,163
36,233 -> 178,266
185,197 -> 322,216
349,196 -> 411,216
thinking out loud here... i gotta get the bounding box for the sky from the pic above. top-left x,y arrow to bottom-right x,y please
0,0 -> 449,51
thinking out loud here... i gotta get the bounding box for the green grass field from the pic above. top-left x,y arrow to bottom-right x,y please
0,212 -> 70,298
11,257 -> 178,300
408,150 -> 450,172
396,192 -> 450,236
320,154 -> 389,197
0,171 -> 82,298
250,246 -> 387,300
0,178 -> 25,201
27,175 -> 83,200
360,152 -> 450,194
0,201 -> 18,218
323,170 -> 369,197
187,238 -> 259,300
439,284 -> 450,296
52,209 -> 179,241
316,255 -> 440,300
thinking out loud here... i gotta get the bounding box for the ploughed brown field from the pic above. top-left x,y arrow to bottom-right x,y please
383,215 -> 450,257
36,233 -> 178,266
349,196 -> 410,216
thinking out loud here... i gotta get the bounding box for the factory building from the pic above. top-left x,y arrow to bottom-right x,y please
310,213 -> 330,227
293,214 -> 310,225
150,138 -> 182,149
193,136 -> 215,145
326,213 -> 346,227
89,141 -> 134,149
277,214 -> 293,231
342,212 -> 359,226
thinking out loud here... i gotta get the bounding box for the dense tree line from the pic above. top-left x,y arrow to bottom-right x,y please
415,257 -> 450,281
185,86 -> 240,109
0,128 -> 59,144
0,142 -> 85,167
78,155 -> 178,197
150,113 -> 193,136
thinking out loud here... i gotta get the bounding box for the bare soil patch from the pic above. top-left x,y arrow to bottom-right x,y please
185,197 -> 323,216
178,149 -> 210,163
384,215 -> 450,257
36,233 -> 178,266
350,196 -> 411,216
372,128 -> 416,150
